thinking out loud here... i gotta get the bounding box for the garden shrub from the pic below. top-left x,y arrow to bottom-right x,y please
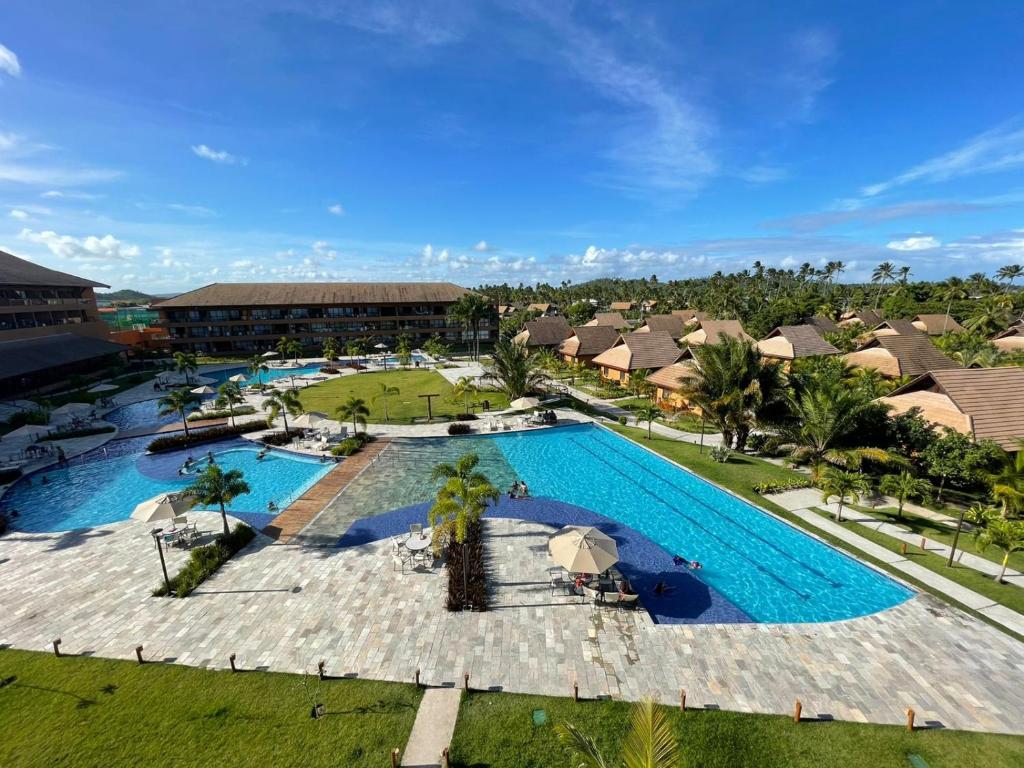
2,409 -> 49,431
331,437 -> 362,456
319,366 -> 340,374
146,421 -> 266,452
186,405 -> 256,421
153,523 -> 255,597
446,519 -> 488,611
453,413 -> 478,421
617,416 -> 628,425
752,479 -> 813,495
709,445 -> 732,463
447,422 -> 472,435
260,430 -> 300,446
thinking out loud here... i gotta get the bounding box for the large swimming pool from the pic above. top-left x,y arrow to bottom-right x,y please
332,424 -> 911,623
1,435 -> 332,532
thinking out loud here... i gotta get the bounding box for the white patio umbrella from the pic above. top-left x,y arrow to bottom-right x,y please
228,373 -> 248,383
131,493 -> 195,523
190,385 -> 216,395
291,411 -> 329,428
509,396 -> 541,410
87,383 -> 118,393
261,350 -> 279,358
51,402 -> 92,418
5,424 -> 51,441
548,526 -> 619,574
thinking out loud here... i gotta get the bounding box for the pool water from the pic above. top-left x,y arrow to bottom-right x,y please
2,435 -> 333,532
332,424 -> 911,623
104,398 -> 186,431
205,364 -> 325,388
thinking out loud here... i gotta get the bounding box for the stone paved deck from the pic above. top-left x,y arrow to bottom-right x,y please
1,515 -> 1023,734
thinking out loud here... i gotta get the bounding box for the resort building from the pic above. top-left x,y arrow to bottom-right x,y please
671,308 -> 709,325
609,300 -> 635,312
870,319 -> 928,337
911,313 -> 965,335
647,359 -> 699,409
512,316 -> 572,349
756,325 -> 840,364
842,334 -> 960,378
839,308 -> 883,328
635,313 -> 689,340
681,319 -> 754,347
154,282 -> 492,354
991,324 -> 1024,353
804,315 -> 840,334
591,330 -> 683,384
526,302 -> 559,316
584,311 -> 629,331
880,368 -> 1024,450
558,325 -> 619,367
497,304 -> 517,318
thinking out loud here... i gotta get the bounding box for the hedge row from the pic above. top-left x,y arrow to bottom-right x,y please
153,523 -> 256,597
186,405 -> 256,422
146,420 -> 266,453
446,519 -> 488,611
752,479 -> 813,495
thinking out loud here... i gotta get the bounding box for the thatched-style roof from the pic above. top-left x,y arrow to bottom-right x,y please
591,331 -> 682,372
757,325 -> 840,360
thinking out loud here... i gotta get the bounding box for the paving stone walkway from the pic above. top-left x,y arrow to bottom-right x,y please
401,687 -> 462,768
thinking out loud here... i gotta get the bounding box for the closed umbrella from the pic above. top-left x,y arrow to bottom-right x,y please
190,385 -> 216,395
228,374 -> 248,383
131,493 -> 195,522
292,411 -> 329,428
509,396 -> 541,410
548,526 -> 618,574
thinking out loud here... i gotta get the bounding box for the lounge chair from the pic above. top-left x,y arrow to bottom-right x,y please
615,593 -> 639,611
409,523 -> 423,537
581,585 -> 602,607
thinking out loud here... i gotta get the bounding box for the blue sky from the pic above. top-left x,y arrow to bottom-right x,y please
0,1 -> 1022,293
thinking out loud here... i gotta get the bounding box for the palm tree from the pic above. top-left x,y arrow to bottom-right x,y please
897,265 -> 912,285
965,294 -> 1014,335
940,279 -> 968,333
996,264 -> 1023,293
322,337 -> 340,366
971,509 -> 1024,583
187,464 -> 251,535
335,396 -> 370,434
247,355 -> 268,388
633,402 -> 660,440
819,467 -> 870,523
173,351 -> 198,385
451,376 -> 479,416
395,333 -> 413,367
286,339 -> 303,363
216,381 -> 244,427
878,471 -> 931,520
262,388 -> 303,433
487,339 -> 545,400
373,382 -> 400,422
556,698 -> 680,768
158,388 -> 198,438
871,262 -> 896,309
275,336 -> 291,359
627,369 -> 654,399
987,442 -> 1024,518
447,293 -> 492,360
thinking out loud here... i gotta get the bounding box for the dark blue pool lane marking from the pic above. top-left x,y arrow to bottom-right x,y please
565,437 -> 813,601
584,431 -> 844,590
336,496 -> 754,625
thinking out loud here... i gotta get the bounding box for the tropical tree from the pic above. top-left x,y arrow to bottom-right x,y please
487,339 -> 545,400
940,279 -> 969,334
423,334 -> 448,360
247,355 -> 268,387
987,441 -> 1024,518
335,396 -> 370,434
971,507 -> 1024,583
158,388 -> 198,437
533,346 -> 560,373
216,381 -> 244,427
322,337 -> 340,365
262,388 -> 303,433
871,262 -> 896,309
965,294 -> 1014,336
451,376 -> 479,416
447,292 -> 492,361
633,402 -> 660,440
878,471 -> 931,520
286,339 -> 303,363
275,336 -> 291,359
922,429 -> 1001,503
627,369 -> 654,399
395,333 -> 413,367
187,464 -> 251,535
996,264 -> 1024,293
819,467 -> 870,523
556,698 -> 680,768
680,336 -> 787,450
373,382 -> 400,422
173,351 -> 198,385
346,338 -> 366,366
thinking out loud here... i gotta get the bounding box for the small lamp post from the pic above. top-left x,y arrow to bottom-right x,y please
375,342 -> 389,371
151,528 -> 172,596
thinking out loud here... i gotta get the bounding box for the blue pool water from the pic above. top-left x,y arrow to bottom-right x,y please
488,424 -> 911,623
205,364 -> 325,388
1,435 -> 333,533
104,398 -> 185,431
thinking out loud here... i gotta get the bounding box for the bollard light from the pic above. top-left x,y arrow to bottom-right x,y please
52,638 -> 62,657
151,528 -> 172,596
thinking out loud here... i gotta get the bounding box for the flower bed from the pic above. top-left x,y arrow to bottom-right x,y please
146,421 -> 266,452
153,523 -> 255,597
446,519 -> 488,611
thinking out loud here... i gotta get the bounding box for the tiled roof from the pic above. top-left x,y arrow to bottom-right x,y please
683,319 -> 753,346
647,361 -> 698,391
758,325 -> 840,359
0,249 -> 108,288
804,315 -> 840,334
520,316 -> 572,346
592,331 -> 682,371
670,309 -> 709,324
885,368 -> 1024,450
640,314 -> 688,339
586,312 -> 629,330
610,301 -> 635,311
874,319 -> 926,336
912,314 -> 965,335
559,325 -> 620,357
844,334 -> 959,377
154,282 -> 476,308
0,333 -> 127,380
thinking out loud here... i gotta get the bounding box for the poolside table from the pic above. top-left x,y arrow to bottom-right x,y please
405,535 -> 431,552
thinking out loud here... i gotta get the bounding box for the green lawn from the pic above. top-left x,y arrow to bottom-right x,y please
811,508 -> 1024,615
608,424 -> 805,502
448,691 -> 1024,768
297,369 -> 510,423
0,648 -> 421,768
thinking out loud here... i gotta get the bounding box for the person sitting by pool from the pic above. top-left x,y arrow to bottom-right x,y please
518,481 -> 530,498
508,481 -> 520,500
689,560 -> 703,570
573,573 -> 591,594
267,501 -> 278,512
672,554 -> 685,567
206,450 -> 216,465
618,577 -> 632,596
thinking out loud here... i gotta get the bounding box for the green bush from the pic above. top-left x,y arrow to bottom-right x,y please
146,421 -> 266,452
448,422 -> 472,435
2,408 -> 49,431
0,467 -> 22,485
260,430 -> 299,446
617,416 -> 627,425
40,425 -> 115,441
186,405 -> 256,421
153,523 -> 255,597
752,479 -> 813,495
331,438 -> 362,456
709,445 -> 732,463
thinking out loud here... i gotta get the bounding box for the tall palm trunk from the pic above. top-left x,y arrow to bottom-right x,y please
219,500 -> 229,535
999,554 -> 1009,583
180,408 -> 191,438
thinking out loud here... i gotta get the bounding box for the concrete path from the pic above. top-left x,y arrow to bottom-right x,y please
401,688 -> 462,768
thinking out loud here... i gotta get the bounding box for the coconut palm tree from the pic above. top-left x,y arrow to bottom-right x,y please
216,381 -> 244,427
556,698 -> 680,768
627,369 -> 654,399
158,388 -> 198,437
447,293 -> 492,360
996,264 -> 1023,293
987,442 -> 1024,518
965,294 -> 1014,335
940,279 -> 968,333
187,464 -> 251,535
971,509 -> 1024,583
373,382 -> 400,422
335,396 -> 370,434
275,336 -> 291,359
247,355 -> 268,388
633,402 -> 661,440
487,339 -> 545,400
286,339 -> 303,363
819,467 -> 870,523
262,388 -> 303,433
878,471 -> 931,520
451,376 -> 479,416
322,337 -> 340,366
173,351 -> 198,385
871,262 -> 896,309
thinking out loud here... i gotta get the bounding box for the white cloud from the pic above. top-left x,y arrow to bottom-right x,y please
473,240 -> 491,252
9,209 -> 28,220
191,144 -> 245,165
0,43 -> 20,78
863,123 -> 1024,197
41,189 -> 102,200
887,235 -> 940,251
327,203 -> 345,216
18,228 -> 140,261
166,202 -> 217,217
231,259 -> 254,268
0,163 -> 121,186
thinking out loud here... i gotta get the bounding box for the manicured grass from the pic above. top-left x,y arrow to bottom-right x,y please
608,424 -> 806,502
658,412 -> 714,433
297,369 -> 510,423
448,691 -> 1024,768
811,508 -> 1024,615
0,648 -> 421,768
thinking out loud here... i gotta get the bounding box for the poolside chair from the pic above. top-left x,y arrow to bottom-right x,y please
409,523 -> 423,537
615,593 -> 639,612
392,551 -> 411,574
581,585 -> 603,607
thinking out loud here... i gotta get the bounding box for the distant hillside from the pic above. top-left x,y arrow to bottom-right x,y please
96,289 -> 159,304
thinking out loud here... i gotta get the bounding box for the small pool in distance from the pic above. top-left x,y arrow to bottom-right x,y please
2,435 -> 332,532
205,364 -> 325,388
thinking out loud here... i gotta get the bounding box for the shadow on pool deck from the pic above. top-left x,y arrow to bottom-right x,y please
336,496 -> 752,625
